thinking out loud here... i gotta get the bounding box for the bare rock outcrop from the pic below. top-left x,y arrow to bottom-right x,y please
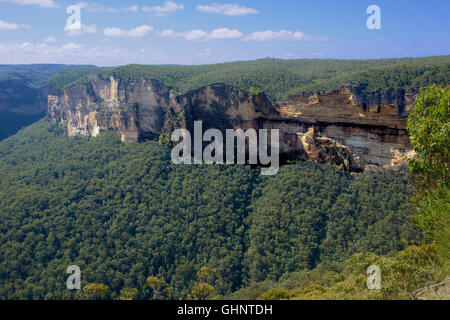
48,76 -> 414,171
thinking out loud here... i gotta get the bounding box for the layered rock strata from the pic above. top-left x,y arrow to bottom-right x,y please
48,76 -> 414,171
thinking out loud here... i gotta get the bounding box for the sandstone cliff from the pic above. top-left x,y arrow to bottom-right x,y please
276,87 -> 412,167
48,76 -> 414,171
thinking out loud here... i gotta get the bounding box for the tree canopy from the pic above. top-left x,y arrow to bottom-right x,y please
0,121 -> 421,299
47,56 -> 450,101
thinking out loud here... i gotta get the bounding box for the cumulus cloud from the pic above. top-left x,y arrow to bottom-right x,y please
123,5 -> 139,12
0,40 -> 283,66
75,2 -> 102,12
76,2 -> 139,13
64,23 -> 97,36
0,40 -> 176,66
0,41 -> 101,64
143,1 -> 184,16
243,30 -> 328,42
0,19 -> 29,30
104,25 -> 154,37
3,41 -> 83,55
62,42 -> 84,50
159,28 -> 242,41
209,28 -> 243,39
0,0 -> 58,8
179,30 -> 208,41
157,28 -> 326,42
196,3 -> 259,16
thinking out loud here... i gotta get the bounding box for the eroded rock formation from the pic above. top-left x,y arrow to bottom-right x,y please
48,76 -> 414,171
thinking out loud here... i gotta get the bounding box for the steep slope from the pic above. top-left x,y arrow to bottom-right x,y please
46,56 -> 449,170
0,64 -> 95,141
47,77 -> 408,170
0,120 -> 421,299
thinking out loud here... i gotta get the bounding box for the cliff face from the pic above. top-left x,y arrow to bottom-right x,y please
276,87 -> 412,167
48,77 -> 172,142
48,76 -> 413,171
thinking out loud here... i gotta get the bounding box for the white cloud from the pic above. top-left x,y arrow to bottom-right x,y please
209,28 -> 242,39
0,40 -> 286,66
7,41 -> 83,54
243,30 -> 328,42
157,28 -> 325,42
44,35 -> 57,42
75,2 -> 103,12
196,3 -> 259,16
104,25 -> 154,37
0,0 -> 58,8
0,40 -> 172,66
159,29 -> 177,37
159,28 -> 242,41
62,42 -> 84,50
64,23 -> 97,36
124,5 -> 139,12
181,30 -> 208,41
0,19 -> 29,30
143,1 -> 184,16
76,2 -> 139,13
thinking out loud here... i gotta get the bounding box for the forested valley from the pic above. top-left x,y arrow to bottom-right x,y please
0,58 -> 448,300
0,120 -> 422,299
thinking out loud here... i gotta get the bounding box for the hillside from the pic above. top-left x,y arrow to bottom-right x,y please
47,56 -> 450,101
45,57 -> 449,172
0,64 -> 95,141
233,85 -> 449,301
0,120 -> 421,299
0,59 -> 448,300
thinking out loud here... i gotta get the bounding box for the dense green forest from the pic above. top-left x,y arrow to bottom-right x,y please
0,120 -> 421,299
47,56 -> 450,100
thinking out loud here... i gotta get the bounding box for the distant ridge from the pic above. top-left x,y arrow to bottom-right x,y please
47,55 -> 450,101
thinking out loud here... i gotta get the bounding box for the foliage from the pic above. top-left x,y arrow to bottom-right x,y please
46,67 -> 99,94
247,87 -> 264,95
0,64 -> 94,88
413,186 -> 450,263
247,85 -> 450,301
80,283 -> 110,300
252,244 -> 445,300
188,267 -> 221,300
197,267 -> 217,283
247,163 -> 349,281
258,288 -> 293,300
146,276 -> 170,300
227,281 -> 276,300
47,56 -> 450,101
118,288 -> 139,300
318,169 -> 421,267
0,121 -> 422,299
407,85 -> 449,190
189,283 -> 217,300
407,85 -> 450,266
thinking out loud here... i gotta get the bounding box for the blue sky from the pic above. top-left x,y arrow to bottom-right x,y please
0,0 -> 449,66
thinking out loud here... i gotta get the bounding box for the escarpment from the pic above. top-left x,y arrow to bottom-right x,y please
48,77 -> 172,142
276,87 -> 413,167
48,76 -> 414,171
